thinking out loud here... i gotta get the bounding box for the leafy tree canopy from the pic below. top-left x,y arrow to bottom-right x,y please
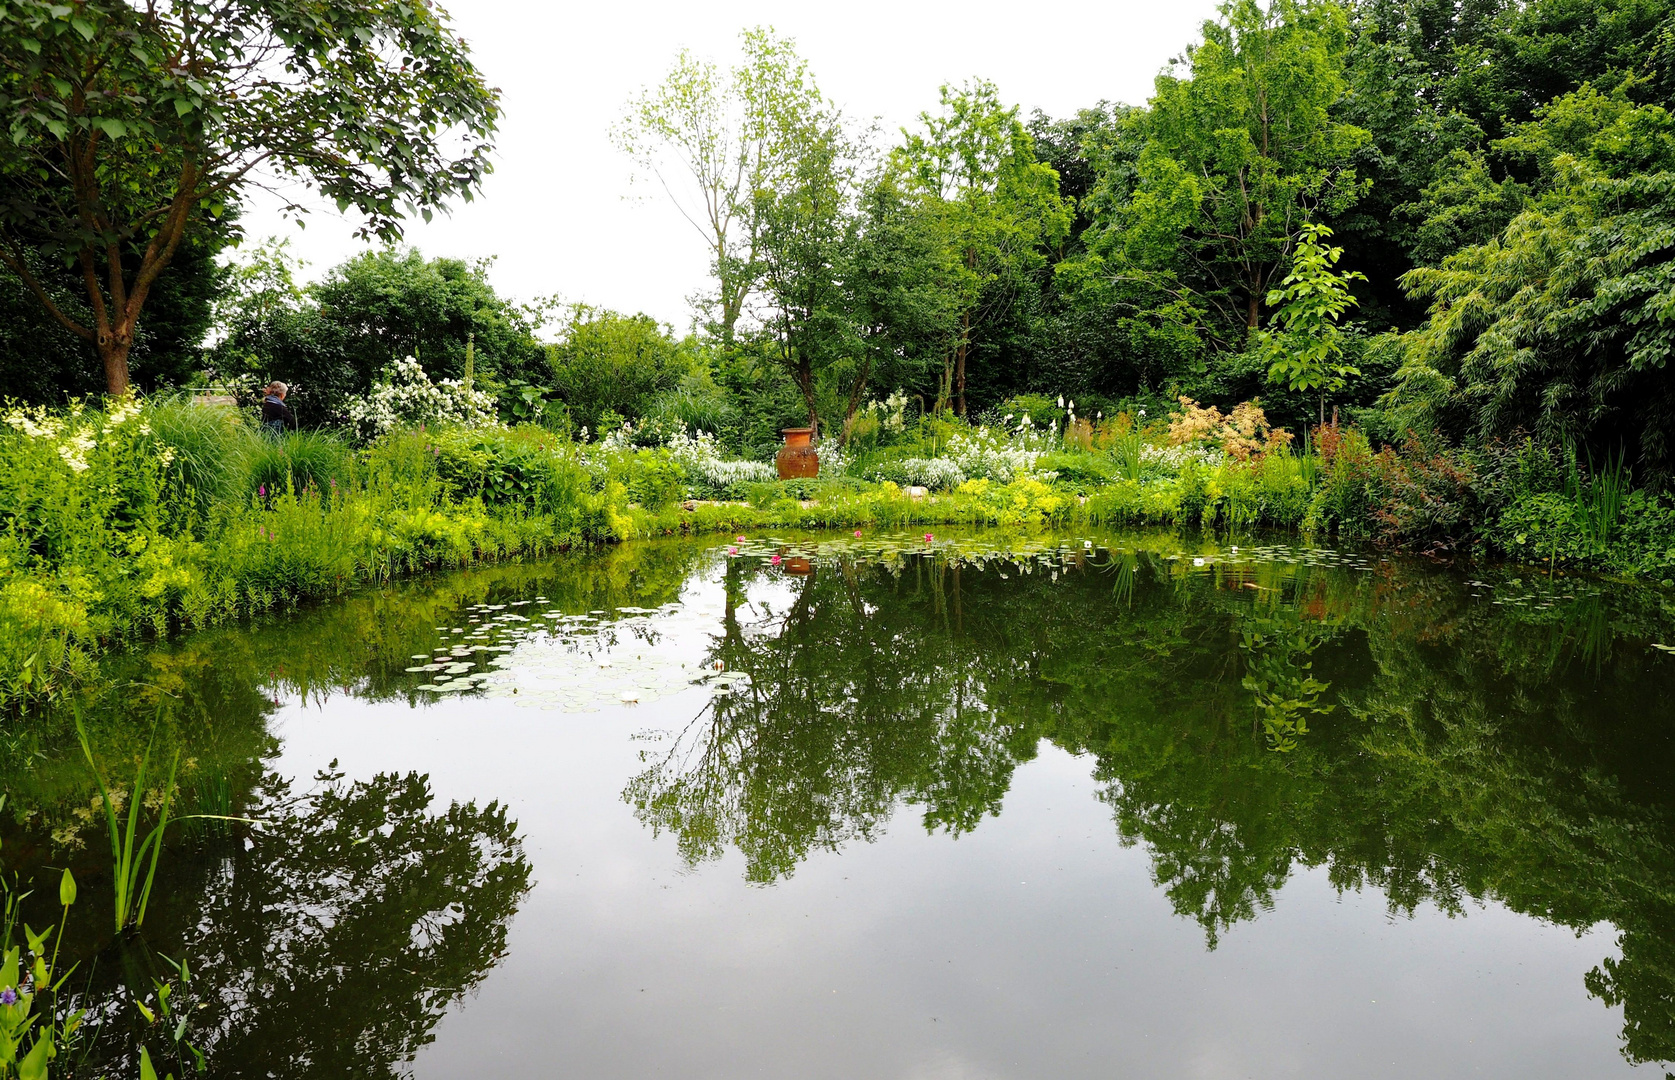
213,245 -> 545,426
0,0 -> 500,394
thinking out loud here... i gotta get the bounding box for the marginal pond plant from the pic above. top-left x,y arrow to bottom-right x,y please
0,797 -> 83,1080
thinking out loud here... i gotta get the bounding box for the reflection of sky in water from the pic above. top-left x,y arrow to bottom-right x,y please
256,534 -> 1661,1079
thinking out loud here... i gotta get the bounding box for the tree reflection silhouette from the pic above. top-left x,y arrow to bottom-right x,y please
38,768 -> 530,1079
14,534 -> 1675,1070
623,542 -> 1675,1067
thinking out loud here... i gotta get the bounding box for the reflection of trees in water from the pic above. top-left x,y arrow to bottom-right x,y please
17,533 -> 1675,1069
44,769 -> 530,1079
1238,602 -> 1338,751
624,547 -> 1675,1067
626,557 -> 1038,883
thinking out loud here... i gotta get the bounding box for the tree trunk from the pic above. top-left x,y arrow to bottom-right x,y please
955,310 -> 970,418
839,356 -> 874,446
720,284 -> 743,356
796,356 -> 818,440
99,335 -> 133,396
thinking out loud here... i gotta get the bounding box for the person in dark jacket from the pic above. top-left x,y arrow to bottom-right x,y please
261,381 -> 295,438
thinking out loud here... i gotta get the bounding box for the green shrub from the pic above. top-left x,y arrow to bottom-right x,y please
626,450 -> 685,511
0,578 -> 93,710
1038,451 -> 1115,491
647,373 -> 736,437
1176,461 -> 1211,527
1304,427 -> 1375,536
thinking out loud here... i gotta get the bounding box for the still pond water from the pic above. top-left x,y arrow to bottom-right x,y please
14,530 -> 1675,1078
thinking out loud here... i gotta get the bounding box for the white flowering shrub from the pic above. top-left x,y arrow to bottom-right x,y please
659,427 -> 775,493
597,422 -> 634,451
346,356 -> 499,444
693,458 -> 778,490
869,390 -> 909,434
944,425 -> 1058,480
945,430 -> 1042,483
818,443 -> 849,478
868,457 -> 967,491
1142,444 -> 1224,471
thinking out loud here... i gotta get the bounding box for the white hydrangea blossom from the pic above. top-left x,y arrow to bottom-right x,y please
346,356 -> 499,443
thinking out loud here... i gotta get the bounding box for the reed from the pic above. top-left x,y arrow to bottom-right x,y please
75,709 -> 178,934
1565,443 -> 1629,555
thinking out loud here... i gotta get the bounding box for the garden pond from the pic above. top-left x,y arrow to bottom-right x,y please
7,528 -> 1675,1078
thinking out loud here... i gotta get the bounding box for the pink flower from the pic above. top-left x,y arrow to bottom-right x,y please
258,485 -> 266,497
735,535 -> 746,542
771,554 -> 782,565
924,533 -> 934,542
727,546 -> 739,556
854,530 -> 862,537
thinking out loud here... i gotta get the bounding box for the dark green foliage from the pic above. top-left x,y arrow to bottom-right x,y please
544,305 -> 700,436
0,230 -> 224,402
213,247 -> 546,427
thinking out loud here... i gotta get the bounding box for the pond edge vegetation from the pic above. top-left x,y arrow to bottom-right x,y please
3,390 -> 1672,712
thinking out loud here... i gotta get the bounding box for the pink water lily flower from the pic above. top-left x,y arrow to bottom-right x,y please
735,535 -> 746,542
854,530 -> 862,537
727,546 -> 739,556
924,533 -> 934,542
770,554 -> 782,565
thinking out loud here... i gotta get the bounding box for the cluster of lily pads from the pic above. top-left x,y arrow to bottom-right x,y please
404,589 -> 756,711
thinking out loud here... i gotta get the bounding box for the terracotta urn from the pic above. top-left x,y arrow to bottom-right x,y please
776,427 -> 819,479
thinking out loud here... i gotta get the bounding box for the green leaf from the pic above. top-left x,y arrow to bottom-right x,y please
70,16 -> 94,40
139,1046 -> 159,1080
18,1032 -> 49,1080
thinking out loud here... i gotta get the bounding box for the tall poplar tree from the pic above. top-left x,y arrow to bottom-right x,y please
615,28 -> 827,355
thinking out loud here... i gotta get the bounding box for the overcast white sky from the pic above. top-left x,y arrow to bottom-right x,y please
239,0 -> 1222,332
